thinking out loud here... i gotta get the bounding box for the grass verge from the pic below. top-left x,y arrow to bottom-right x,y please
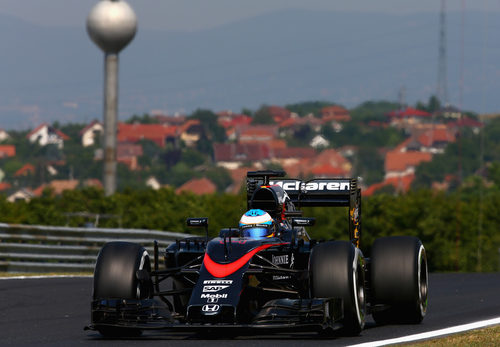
405,325 -> 500,346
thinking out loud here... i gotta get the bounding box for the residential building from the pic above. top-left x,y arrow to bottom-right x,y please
237,125 -> 278,143
0,129 -> 9,142
176,177 -> 216,195
33,179 -> 79,196
213,143 -> 270,169
80,120 -> 103,147
0,145 -> 16,158
27,123 -> 70,149
177,119 -> 202,147
321,105 -> 351,122
14,163 -> 35,177
117,123 -> 177,147
117,142 -> 143,170
7,188 -> 35,202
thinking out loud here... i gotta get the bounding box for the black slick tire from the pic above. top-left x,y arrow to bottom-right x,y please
93,241 -> 152,337
310,241 -> 366,336
370,236 -> 428,324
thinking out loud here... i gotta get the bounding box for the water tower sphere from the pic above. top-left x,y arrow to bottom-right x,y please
87,0 -> 137,54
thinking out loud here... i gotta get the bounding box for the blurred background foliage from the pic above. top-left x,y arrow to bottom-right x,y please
0,186 -> 498,272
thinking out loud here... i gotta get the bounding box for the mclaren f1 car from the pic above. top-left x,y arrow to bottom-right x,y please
86,170 -> 428,337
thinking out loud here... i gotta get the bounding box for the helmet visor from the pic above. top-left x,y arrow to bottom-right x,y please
241,227 -> 270,239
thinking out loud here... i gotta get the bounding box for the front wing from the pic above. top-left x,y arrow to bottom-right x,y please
86,297 -> 344,334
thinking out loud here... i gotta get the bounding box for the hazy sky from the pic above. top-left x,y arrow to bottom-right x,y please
1,0 -> 499,31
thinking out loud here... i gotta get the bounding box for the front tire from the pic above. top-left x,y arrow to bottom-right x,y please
370,236 -> 428,324
93,241 -> 152,337
310,241 -> 366,336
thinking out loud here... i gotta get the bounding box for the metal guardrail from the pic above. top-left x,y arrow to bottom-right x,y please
0,223 -> 192,273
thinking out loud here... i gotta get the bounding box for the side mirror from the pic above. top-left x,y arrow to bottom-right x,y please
187,218 -> 209,243
291,217 -> 315,227
186,218 -> 208,227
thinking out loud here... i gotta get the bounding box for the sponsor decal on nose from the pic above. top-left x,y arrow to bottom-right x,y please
202,304 -> 220,312
203,285 -> 229,292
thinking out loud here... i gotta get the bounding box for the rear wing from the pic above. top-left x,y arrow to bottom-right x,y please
268,178 -> 356,207
246,171 -> 362,247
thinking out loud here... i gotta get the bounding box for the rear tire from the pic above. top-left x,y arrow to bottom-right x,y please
310,241 -> 366,336
370,236 -> 428,324
93,241 -> 152,337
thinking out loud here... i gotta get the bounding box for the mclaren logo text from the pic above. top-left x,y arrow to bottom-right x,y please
270,180 -> 350,191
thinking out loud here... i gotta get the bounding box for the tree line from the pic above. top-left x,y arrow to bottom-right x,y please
0,186 -> 498,272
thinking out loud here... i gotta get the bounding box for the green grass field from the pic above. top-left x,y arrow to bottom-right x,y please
405,325 -> 500,346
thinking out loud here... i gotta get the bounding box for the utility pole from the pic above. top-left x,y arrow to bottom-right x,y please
87,0 -> 137,196
437,0 -> 448,106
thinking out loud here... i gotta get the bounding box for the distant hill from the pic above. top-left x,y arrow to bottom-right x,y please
0,9 -> 498,129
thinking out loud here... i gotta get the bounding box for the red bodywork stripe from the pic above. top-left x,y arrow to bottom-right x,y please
203,243 -> 284,278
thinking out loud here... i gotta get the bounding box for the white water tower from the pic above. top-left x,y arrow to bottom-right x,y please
87,0 -> 137,196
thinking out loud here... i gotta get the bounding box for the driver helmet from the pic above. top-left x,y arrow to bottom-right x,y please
239,209 -> 275,239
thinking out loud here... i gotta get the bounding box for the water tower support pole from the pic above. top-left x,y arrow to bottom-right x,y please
103,53 -> 118,195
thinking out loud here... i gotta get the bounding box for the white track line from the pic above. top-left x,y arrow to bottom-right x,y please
347,317 -> 500,347
0,275 -> 92,280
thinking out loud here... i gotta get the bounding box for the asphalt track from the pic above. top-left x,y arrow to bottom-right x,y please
0,273 -> 499,346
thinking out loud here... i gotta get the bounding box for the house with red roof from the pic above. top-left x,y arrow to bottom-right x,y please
117,142 -> 143,170
364,174 -> 416,196
321,105 -> 351,122
27,123 -> 70,149
178,119 -> 202,147
14,163 -> 35,177
267,106 -> 292,123
176,177 -> 216,195
447,117 -> 483,134
312,149 -> 352,175
278,114 -> 323,137
272,147 -> 316,167
83,178 -> 103,189
117,123 -> 177,147
213,143 -> 271,169
416,128 -> 456,154
217,111 -> 252,128
237,125 -> 278,143
281,148 -> 352,178
0,145 -> 15,158
387,107 -> 432,128
33,179 -> 79,196
0,182 -> 11,191
80,120 -> 103,147
384,150 -> 432,179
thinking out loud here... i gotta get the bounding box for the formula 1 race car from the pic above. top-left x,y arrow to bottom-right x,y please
86,170 -> 428,337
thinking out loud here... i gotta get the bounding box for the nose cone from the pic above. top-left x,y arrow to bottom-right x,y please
87,0 -> 137,54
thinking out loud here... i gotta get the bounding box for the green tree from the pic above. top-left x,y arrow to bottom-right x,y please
350,100 -> 400,122
125,113 -> 158,124
252,105 -> 274,124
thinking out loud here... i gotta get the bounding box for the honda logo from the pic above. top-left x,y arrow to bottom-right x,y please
202,304 -> 220,312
